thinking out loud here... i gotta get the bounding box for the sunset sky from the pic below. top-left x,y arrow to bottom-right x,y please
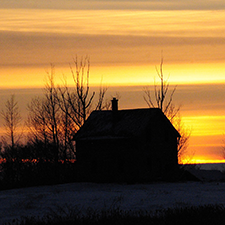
1,0 -> 225,163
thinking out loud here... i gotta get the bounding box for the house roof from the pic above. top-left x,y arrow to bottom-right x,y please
75,108 -> 180,141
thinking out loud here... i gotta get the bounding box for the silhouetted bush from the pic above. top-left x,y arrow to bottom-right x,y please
0,142 -> 77,190
0,160 -> 77,190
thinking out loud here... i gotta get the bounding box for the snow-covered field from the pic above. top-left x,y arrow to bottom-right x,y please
1,182 -> 225,224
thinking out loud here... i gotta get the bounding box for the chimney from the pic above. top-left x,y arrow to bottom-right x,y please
111,98 -> 118,111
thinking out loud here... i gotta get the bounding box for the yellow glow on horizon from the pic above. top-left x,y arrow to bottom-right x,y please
0,66 -> 76,89
1,62 -> 225,88
180,146 -> 225,164
183,115 -> 225,136
187,159 -> 225,164
95,63 -> 225,86
164,63 -> 225,84
0,67 -> 46,89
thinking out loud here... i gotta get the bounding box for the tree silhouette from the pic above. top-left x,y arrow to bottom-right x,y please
57,56 -> 108,130
27,57 -> 108,161
143,59 -> 192,164
27,67 -> 66,162
1,94 -> 22,149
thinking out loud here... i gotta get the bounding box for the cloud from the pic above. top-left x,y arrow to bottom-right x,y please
1,0 -> 225,10
1,9 -> 224,40
173,84 -> 225,115
0,31 -> 225,67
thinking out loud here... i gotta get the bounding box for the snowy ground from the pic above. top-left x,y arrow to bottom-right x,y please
1,182 -> 225,224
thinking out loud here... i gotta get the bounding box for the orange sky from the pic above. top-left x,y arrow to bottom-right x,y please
0,1 -> 225,163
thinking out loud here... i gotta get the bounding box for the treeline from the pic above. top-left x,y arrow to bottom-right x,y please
0,57 -> 108,189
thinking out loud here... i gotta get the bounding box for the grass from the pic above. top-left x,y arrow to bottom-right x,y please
6,204 -> 225,225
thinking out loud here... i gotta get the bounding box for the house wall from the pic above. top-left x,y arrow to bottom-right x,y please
141,117 -> 179,180
76,113 -> 179,182
76,138 -> 140,182
76,132 -> 178,182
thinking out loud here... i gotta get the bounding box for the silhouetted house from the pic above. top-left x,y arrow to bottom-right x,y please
74,98 -> 180,182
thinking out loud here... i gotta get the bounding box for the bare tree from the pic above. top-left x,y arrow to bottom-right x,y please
27,57 -> 108,161
69,56 -> 95,126
166,103 -> 192,164
56,80 -> 79,158
58,56 -> 108,129
143,59 -> 192,164
1,95 -> 22,149
44,65 -> 61,161
27,66 -> 63,162
95,81 -> 109,111
143,58 -> 177,115
27,97 -> 49,145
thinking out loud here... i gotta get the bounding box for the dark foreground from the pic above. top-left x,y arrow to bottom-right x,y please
2,182 -> 225,224
7,204 -> 225,225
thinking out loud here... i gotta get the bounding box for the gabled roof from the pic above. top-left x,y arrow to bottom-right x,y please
75,108 -> 180,141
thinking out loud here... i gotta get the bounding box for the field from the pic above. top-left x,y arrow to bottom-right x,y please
1,181 -> 225,224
